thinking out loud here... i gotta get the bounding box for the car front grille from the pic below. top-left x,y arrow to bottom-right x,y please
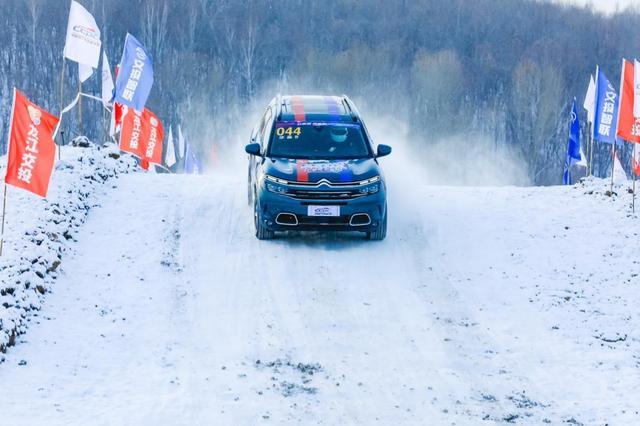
286,189 -> 365,201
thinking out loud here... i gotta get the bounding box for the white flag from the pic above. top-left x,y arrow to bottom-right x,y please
633,145 -> 640,176
612,152 -> 628,183
108,103 -> 117,137
577,146 -> 587,167
178,125 -> 186,158
634,59 -> 640,118
101,52 -> 114,106
165,125 -> 176,167
64,1 -> 101,68
79,63 -> 93,83
583,74 -> 596,125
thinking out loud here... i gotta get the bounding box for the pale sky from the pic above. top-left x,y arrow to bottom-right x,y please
551,0 -> 639,14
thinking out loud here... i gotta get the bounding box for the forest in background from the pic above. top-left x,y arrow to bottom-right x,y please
1,0 -> 640,185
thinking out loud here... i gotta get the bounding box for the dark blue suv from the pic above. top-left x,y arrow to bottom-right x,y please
245,95 -> 391,240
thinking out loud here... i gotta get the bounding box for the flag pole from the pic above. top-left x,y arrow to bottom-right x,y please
564,101 -> 572,185
586,122 -> 592,176
0,184 -> 7,257
589,124 -> 594,176
585,122 -> 589,176
1,89 -> 18,256
103,107 -> 109,145
610,142 -> 617,193
78,71 -> 83,136
591,66 -> 600,177
611,59 -> 625,194
633,143 -> 637,213
58,58 -> 66,160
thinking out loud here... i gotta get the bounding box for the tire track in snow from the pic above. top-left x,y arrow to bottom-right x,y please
2,173 -> 638,425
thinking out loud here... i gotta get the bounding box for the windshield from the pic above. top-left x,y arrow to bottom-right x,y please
268,122 -> 371,159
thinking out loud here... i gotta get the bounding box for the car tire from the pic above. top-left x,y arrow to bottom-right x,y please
254,197 -> 275,240
367,207 -> 387,241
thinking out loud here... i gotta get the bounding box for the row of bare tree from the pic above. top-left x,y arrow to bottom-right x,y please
0,0 -> 639,183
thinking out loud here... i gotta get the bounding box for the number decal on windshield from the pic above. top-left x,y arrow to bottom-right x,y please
276,126 -> 301,140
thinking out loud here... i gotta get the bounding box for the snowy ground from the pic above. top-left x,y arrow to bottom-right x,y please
0,150 -> 639,425
0,145 -> 136,354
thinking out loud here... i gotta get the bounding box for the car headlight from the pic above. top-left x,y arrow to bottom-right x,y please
266,182 -> 288,194
358,176 -> 380,194
358,183 -> 380,194
359,176 -> 380,185
263,175 -> 289,194
264,174 -> 289,185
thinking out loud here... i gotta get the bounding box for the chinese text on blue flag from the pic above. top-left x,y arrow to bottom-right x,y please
114,33 -> 154,112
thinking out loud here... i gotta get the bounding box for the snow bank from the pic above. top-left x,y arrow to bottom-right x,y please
0,143 -> 137,357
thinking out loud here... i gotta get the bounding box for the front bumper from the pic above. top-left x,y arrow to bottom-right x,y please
256,184 -> 386,232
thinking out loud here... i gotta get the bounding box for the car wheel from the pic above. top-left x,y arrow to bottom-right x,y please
254,197 -> 275,240
367,207 -> 387,241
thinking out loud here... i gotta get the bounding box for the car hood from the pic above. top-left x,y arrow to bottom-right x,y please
264,158 -> 380,183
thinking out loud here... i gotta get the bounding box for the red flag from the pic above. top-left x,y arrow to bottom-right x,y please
141,109 -> 163,165
109,102 -> 127,137
114,102 -> 125,128
616,59 -> 640,143
4,89 -> 59,198
119,107 -> 145,157
119,108 -> 163,165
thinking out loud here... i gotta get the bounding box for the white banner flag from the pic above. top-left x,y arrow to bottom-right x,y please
612,152 -> 628,183
583,74 -> 596,124
79,63 -> 93,83
64,1 -> 101,68
165,125 -> 176,167
178,125 -> 186,158
101,51 -> 114,106
634,59 -> 640,118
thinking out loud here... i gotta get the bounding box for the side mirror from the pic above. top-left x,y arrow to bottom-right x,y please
376,144 -> 392,158
245,143 -> 262,157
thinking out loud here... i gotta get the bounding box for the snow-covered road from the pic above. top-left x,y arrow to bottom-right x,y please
1,170 -> 638,425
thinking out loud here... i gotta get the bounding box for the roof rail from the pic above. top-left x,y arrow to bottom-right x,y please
276,94 -> 287,120
275,93 -> 282,120
341,95 -> 359,122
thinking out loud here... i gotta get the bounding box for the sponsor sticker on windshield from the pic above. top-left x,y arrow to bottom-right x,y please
299,161 -> 349,173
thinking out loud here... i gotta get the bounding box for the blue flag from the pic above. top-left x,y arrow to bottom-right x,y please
114,33 -> 154,112
184,142 -> 193,173
184,142 -> 202,174
564,100 -> 582,185
593,68 -> 619,144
